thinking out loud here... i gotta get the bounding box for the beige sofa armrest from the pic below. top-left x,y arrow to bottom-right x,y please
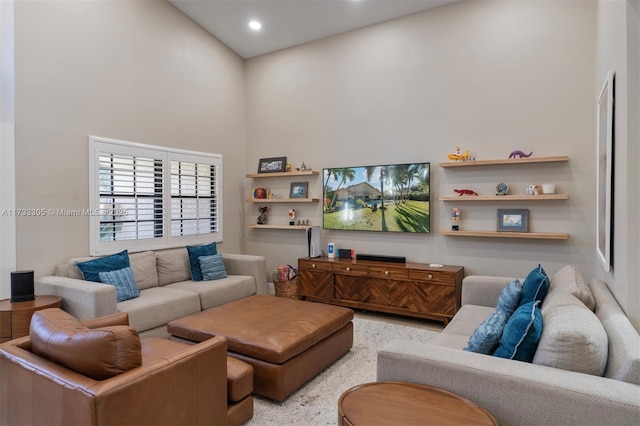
461,275 -> 518,308
221,253 -> 268,295
377,340 -> 640,426
35,276 -> 117,321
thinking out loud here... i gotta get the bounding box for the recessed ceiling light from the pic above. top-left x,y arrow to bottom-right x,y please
249,20 -> 262,31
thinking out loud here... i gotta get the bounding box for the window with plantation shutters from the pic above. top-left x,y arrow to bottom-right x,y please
89,136 -> 222,255
98,153 -> 163,242
170,158 -> 218,237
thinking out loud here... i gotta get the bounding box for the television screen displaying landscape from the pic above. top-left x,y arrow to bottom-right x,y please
323,162 -> 430,233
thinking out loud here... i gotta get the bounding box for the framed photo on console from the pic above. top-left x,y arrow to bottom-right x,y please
497,209 -> 528,232
289,182 -> 308,198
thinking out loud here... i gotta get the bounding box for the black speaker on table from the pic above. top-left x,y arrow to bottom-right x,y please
11,270 -> 35,302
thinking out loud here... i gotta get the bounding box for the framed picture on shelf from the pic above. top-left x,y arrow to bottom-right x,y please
289,182 -> 308,198
497,209 -> 529,232
596,71 -> 614,272
257,156 -> 287,174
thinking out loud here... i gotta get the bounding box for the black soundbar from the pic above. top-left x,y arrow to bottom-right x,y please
356,254 -> 406,263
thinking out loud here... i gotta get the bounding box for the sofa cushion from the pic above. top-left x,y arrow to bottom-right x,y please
129,251 -> 159,290
76,250 -> 130,282
117,286 -> 201,332
442,305 -> 496,337
99,267 -> 140,303
520,265 -> 549,306
30,308 -> 141,380
432,332 -> 471,350
156,248 -> 191,286
187,242 -> 218,281
494,301 -> 543,362
496,279 -> 523,317
166,275 -> 257,311
590,279 -> 640,385
68,256 -> 93,280
199,253 -> 228,281
464,310 -> 509,354
543,265 -> 595,311
533,293 -> 607,376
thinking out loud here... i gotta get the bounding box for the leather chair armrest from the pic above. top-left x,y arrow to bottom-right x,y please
81,312 -> 130,329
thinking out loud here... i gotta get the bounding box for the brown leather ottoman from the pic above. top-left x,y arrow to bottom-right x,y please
168,295 -> 354,401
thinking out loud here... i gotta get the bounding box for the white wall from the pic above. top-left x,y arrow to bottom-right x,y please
594,0 -> 639,329
0,0 -> 16,300
245,2 -> 599,291
10,0 -> 246,287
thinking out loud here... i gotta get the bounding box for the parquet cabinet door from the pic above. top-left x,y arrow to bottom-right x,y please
334,275 -> 369,302
406,282 -> 456,316
298,270 -> 334,298
369,279 -> 408,308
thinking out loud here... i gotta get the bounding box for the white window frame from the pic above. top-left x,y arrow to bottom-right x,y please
89,135 -> 223,255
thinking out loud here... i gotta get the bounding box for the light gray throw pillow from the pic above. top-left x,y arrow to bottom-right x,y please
533,293 -> 607,376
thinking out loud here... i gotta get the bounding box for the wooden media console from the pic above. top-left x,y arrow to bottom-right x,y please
298,257 -> 464,324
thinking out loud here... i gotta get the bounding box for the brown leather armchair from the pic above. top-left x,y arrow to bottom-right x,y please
0,309 -> 253,425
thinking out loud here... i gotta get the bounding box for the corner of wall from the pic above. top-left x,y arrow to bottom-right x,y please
0,0 -> 16,299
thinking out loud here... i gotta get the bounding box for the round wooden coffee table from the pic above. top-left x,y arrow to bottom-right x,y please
338,381 -> 498,425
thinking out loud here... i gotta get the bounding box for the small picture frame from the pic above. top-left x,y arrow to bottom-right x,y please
289,182 -> 308,198
257,156 -> 287,174
497,209 -> 529,232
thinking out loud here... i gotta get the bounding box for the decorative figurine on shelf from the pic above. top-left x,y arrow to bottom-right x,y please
257,206 -> 268,225
447,147 -> 472,161
288,209 -> 296,226
508,150 -> 533,158
496,182 -> 510,196
300,161 -> 308,171
286,162 -> 292,172
454,189 -> 478,196
451,208 -> 461,231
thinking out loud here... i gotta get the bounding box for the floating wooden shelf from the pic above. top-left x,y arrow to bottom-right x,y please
439,194 -> 569,201
246,170 -> 319,178
439,156 -> 569,168
439,230 -> 569,240
246,224 -> 311,230
246,198 -> 319,203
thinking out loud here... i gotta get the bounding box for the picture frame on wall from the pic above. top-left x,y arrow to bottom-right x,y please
257,156 -> 287,174
596,71 -> 614,272
497,209 -> 529,232
289,182 -> 308,198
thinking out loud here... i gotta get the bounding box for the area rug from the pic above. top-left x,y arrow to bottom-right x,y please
246,316 -> 439,425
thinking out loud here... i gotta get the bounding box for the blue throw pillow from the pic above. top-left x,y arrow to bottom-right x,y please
464,310 -> 509,354
98,266 -> 140,302
520,265 -> 550,306
187,242 -> 218,281
198,254 -> 228,281
493,301 -> 543,362
496,279 -> 523,317
76,250 -> 130,282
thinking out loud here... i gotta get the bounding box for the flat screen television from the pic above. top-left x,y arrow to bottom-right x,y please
323,162 -> 430,233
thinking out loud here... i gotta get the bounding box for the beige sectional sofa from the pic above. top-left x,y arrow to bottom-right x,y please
36,248 -> 268,338
377,265 -> 640,425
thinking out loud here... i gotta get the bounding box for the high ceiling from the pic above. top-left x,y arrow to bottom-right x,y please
169,0 -> 457,59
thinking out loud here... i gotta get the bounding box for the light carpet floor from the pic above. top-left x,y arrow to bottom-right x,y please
245,316 -> 439,425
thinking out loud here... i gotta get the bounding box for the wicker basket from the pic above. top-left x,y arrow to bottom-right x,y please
274,278 -> 299,300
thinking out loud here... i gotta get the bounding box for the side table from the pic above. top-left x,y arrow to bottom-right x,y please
338,381 -> 498,425
0,296 -> 62,343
